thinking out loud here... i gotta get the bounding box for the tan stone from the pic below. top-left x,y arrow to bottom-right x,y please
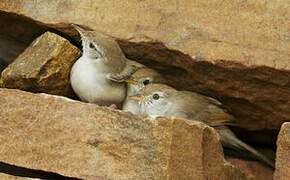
0,0 -> 288,69
0,0 -> 289,131
0,88 -> 248,179
0,174 -> 25,180
274,122 -> 290,180
0,32 -> 80,97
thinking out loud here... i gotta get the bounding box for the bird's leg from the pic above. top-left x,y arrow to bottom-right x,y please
107,59 -> 145,82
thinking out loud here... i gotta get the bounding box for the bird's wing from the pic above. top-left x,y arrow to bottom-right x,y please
107,59 -> 145,82
181,91 -> 223,106
178,91 -> 235,126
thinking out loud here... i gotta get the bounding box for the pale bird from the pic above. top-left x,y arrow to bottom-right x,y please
129,83 -> 274,167
70,24 -> 143,106
122,68 -> 166,114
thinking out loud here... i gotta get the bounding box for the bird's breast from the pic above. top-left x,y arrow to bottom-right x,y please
70,58 -> 126,105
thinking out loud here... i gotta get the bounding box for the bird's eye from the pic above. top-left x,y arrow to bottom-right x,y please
89,42 -> 96,49
152,93 -> 160,100
142,79 -> 150,85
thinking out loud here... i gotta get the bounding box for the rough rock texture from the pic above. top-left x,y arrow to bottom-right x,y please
274,122 -> 290,180
0,32 -> 80,97
0,175 -> 25,180
227,158 -> 273,180
0,1 -> 289,131
0,88 -> 250,180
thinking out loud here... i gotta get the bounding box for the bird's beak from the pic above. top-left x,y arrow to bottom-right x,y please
71,24 -> 87,38
125,78 -> 137,85
128,94 -> 144,101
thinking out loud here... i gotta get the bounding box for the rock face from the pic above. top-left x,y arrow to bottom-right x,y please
0,32 -> 80,97
274,123 -> 290,180
0,88 -> 250,180
0,1 -> 289,131
227,158 -> 273,180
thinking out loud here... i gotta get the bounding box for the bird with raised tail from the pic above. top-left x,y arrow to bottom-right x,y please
129,83 -> 274,168
70,24 -> 144,107
122,68 -> 166,114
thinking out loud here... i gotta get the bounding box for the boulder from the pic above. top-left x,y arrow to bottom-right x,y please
0,1 -> 289,131
227,158 -> 273,180
0,88 -> 249,179
274,122 -> 290,180
0,32 -> 80,97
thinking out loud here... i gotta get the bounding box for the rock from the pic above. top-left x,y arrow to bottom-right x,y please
274,122 -> 290,180
0,88 -> 248,180
227,158 -> 273,180
0,1 -> 289,131
0,174 -> 25,180
0,32 -> 80,97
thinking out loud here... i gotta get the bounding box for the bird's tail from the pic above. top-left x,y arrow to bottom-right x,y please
216,126 -> 275,168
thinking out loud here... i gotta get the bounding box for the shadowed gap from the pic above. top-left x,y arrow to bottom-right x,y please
0,161 -> 81,180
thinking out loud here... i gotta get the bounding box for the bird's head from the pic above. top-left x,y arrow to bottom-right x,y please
72,24 -> 126,72
126,68 -> 166,95
128,83 -> 175,113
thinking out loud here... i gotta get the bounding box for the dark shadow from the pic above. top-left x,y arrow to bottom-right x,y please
0,161 -> 81,179
0,10 -> 81,66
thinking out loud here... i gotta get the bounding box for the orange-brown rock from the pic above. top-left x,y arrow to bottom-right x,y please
274,122 -> 290,180
0,1 -> 289,131
0,88 -> 248,179
0,32 -> 80,97
227,158 -> 273,180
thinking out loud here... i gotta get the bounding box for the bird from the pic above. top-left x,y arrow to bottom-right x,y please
129,83 -> 274,168
70,24 -> 144,107
122,68 -> 166,114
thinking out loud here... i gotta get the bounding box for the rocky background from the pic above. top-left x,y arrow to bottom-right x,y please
0,0 -> 289,179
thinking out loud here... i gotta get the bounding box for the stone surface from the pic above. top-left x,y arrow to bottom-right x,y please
0,88 -> 249,180
0,175 -> 27,180
227,158 -> 273,180
0,0 -> 289,131
0,32 -> 80,97
274,122 -> 290,180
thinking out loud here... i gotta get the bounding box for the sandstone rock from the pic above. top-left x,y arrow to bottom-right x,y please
0,32 -> 80,97
227,158 -> 273,180
0,1 -> 289,131
0,88 -> 248,180
0,174 -> 26,180
274,122 -> 290,180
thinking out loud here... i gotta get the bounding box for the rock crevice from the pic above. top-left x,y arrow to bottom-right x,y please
0,0 -> 286,177
0,161 -> 81,180
0,10 -> 289,133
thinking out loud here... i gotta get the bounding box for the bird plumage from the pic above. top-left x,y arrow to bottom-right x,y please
122,68 -> 166,113
70,24 -> 143,106
130,83 -> 274,167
